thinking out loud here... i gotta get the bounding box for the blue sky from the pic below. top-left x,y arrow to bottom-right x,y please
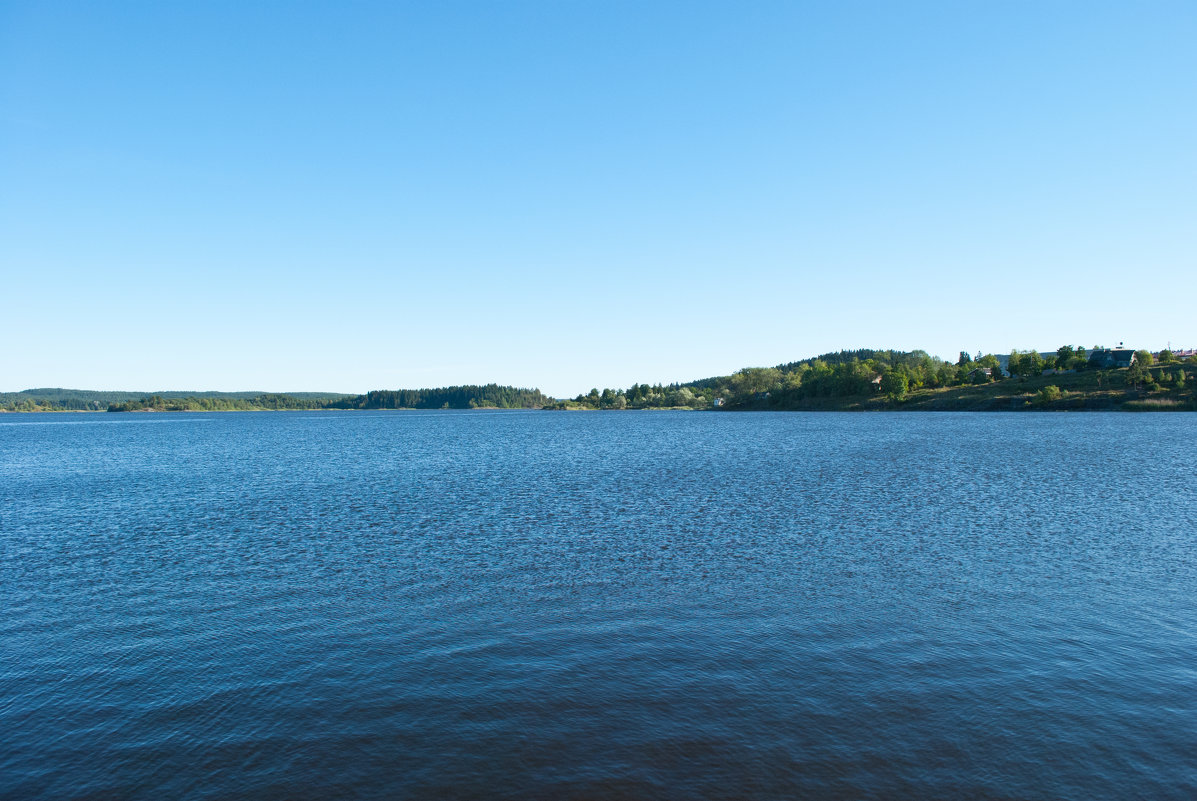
2,1 -> 1194,396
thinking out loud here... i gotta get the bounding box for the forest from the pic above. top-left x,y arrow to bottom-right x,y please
329,385 -> 553,410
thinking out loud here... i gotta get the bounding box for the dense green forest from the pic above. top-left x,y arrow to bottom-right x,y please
332,385 -> 552,410
549,346 -> 1197,411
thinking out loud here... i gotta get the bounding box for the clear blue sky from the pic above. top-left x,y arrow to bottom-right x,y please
2,1 -> 1194,396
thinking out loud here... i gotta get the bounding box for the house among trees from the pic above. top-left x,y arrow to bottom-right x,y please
1088,345 -> 1137,369
967,367 -> 993,382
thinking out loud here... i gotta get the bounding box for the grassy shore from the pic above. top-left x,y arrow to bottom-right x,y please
744,368 -> 1196,412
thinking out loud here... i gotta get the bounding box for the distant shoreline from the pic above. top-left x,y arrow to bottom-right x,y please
5,347 -> 1195,413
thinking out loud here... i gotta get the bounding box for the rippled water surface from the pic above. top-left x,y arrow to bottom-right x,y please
2,411 -> 1195,799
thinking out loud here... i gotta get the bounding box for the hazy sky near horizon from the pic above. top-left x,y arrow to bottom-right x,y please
2,1 -> 1194,396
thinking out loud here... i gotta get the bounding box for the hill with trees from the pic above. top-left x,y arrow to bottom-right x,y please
549,346 -> 1197,411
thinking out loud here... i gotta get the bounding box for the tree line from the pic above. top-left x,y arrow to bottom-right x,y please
329,385 -> 552,410
97,385 -> 552,412
104,394 -> 338,412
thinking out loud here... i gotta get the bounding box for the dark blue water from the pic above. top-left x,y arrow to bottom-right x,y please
2,411 -> 1195,799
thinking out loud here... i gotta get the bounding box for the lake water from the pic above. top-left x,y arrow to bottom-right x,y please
2,410 -> 1195,799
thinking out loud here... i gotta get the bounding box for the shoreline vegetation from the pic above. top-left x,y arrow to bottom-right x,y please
4,347 -> 1196,413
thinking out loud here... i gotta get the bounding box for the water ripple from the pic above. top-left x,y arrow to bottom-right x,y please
2,411 -> 1195,799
